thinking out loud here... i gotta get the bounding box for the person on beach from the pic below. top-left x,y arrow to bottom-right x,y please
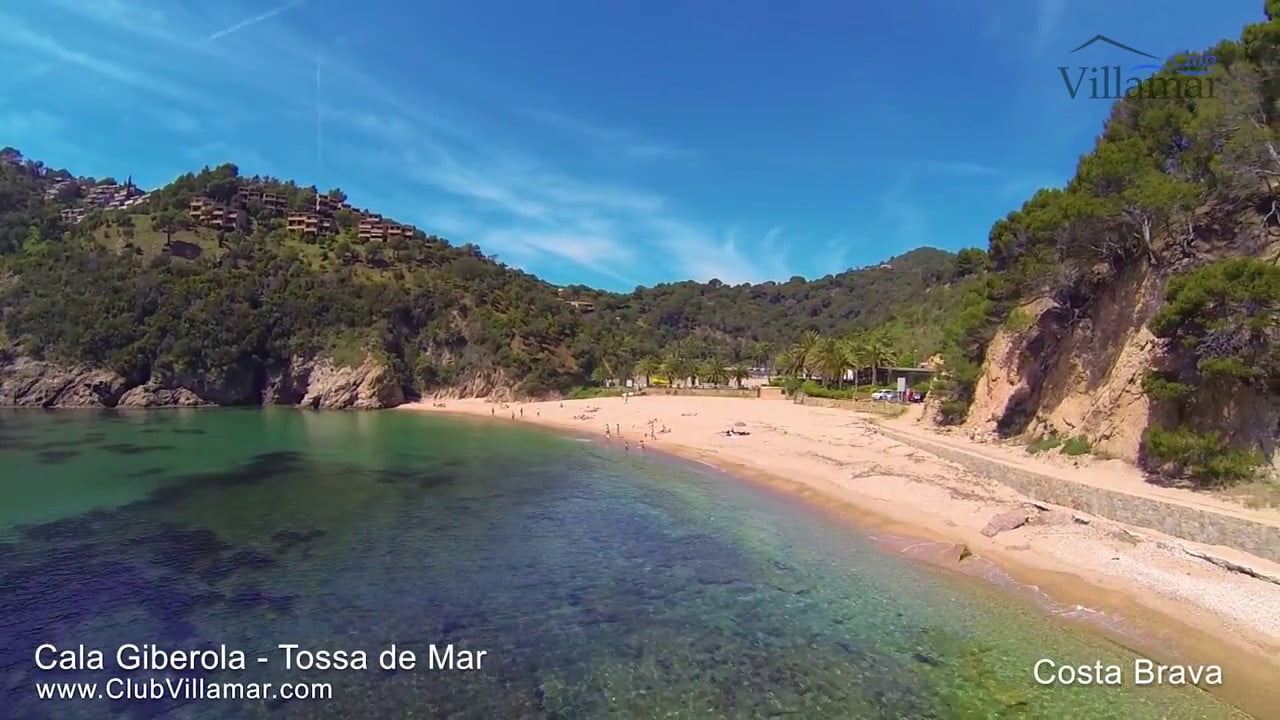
490,408 -> 494,416
520,408 -> 524,417
624,441 -> 629,451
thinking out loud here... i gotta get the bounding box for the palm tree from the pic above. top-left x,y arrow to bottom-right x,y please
704,357 -> 728,387
635,356 -> 661,387
864,333 -> 894,386
660,356 -> 679,388
729,365 -> 750,388
844,338 -> 868,389
776,348 -> 799,379
751,341 -> 773,372
792,330 -> 821,379
815,337 -> 849,387
681,356 -> 698,388
665,353 -> 694,388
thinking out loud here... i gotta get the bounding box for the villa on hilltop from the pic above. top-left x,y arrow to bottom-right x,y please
55,177 -> 150,225
10,149 -> 426,248
180,183 -> 419,241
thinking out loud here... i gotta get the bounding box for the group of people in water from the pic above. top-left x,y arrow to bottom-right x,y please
603,423 -> 644,451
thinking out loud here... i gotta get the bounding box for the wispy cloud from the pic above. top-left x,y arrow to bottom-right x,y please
206,0 -> 304,43
914,160 -> 1005,177
823,234 -> 853,274
867,157 -> 1006,178
877,172 -> 929,250
156,109 -> 201,134
0,109 -> 64,137
1032,0 -> 1067,54
523,108 -> 699,162
4,1 -> 773,287
0,11 -> 201,103
351,114 -> 777,285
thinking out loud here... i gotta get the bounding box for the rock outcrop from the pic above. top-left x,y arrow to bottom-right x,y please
952,241 -> 1279,476
117,385 -> 210,407
282,355 -> 405,410
0,354 -> 129,407
958,265 -> 1172,463
0,348 -> 405,410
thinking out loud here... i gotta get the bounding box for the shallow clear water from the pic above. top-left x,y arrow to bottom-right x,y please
0,409 -> 1247,719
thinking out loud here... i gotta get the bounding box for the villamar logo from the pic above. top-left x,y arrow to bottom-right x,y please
1060,35 -> 1218,100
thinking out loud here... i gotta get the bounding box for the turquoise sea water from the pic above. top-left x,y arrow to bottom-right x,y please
0,409 -> 1248,719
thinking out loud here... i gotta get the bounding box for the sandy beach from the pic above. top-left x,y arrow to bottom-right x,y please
400,394 -> 1280,713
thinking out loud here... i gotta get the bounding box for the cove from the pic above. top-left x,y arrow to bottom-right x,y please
0,409 -> 1249,718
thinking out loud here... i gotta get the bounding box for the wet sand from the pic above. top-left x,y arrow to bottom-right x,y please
400,395 -> 1280,716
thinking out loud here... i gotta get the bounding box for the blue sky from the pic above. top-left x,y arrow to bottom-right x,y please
0,1 -> 1261,290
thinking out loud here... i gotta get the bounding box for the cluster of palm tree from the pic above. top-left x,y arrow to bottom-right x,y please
633,349 -> 754,389
591,331 -> 913,392
775,330 -> 907,388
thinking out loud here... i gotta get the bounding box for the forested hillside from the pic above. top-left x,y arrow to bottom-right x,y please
0,151 -> 967,405
913,3 -> 1280,486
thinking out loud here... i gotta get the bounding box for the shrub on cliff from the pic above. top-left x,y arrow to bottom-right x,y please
1143,425 -> 1263,486
1148,258 -> 1280,388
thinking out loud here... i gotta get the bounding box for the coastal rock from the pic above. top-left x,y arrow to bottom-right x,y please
0,353 -> 128,407
117,384 -> 210,407
295,355 -> 405,409
0,348 -> 407,410
425,368 -> 516,402
262,357 -> 313,405
981,509 -> 1033,537
147,368 -> 259,406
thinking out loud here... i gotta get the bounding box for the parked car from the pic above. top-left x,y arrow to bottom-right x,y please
870,390 -> 896,401
906,390 -> 927,403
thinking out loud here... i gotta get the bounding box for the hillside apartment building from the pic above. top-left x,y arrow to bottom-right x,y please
49,172 -> 419,243
57,179 -> 150,224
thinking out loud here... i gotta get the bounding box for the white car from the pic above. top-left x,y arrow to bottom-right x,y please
870,390 -> 896,401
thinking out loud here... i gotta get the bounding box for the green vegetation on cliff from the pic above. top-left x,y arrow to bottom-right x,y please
0,154 -> 966,401
915,4 -> 1280,482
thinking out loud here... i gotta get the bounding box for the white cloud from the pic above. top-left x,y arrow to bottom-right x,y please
206,0 -> 304,43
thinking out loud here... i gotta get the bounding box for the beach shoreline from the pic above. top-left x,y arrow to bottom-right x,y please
400,395 -> 1280,716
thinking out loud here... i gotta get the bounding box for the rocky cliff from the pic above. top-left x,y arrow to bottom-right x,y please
957,266 -> 1165,461
263,354 -> 405,409
0,348 -> 406,410
953,239 -> 1280,476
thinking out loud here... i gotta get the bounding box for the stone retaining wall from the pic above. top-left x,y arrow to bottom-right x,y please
876,426 -> 1280,562
649,388 -> 757,398
797,396 -> 906,417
